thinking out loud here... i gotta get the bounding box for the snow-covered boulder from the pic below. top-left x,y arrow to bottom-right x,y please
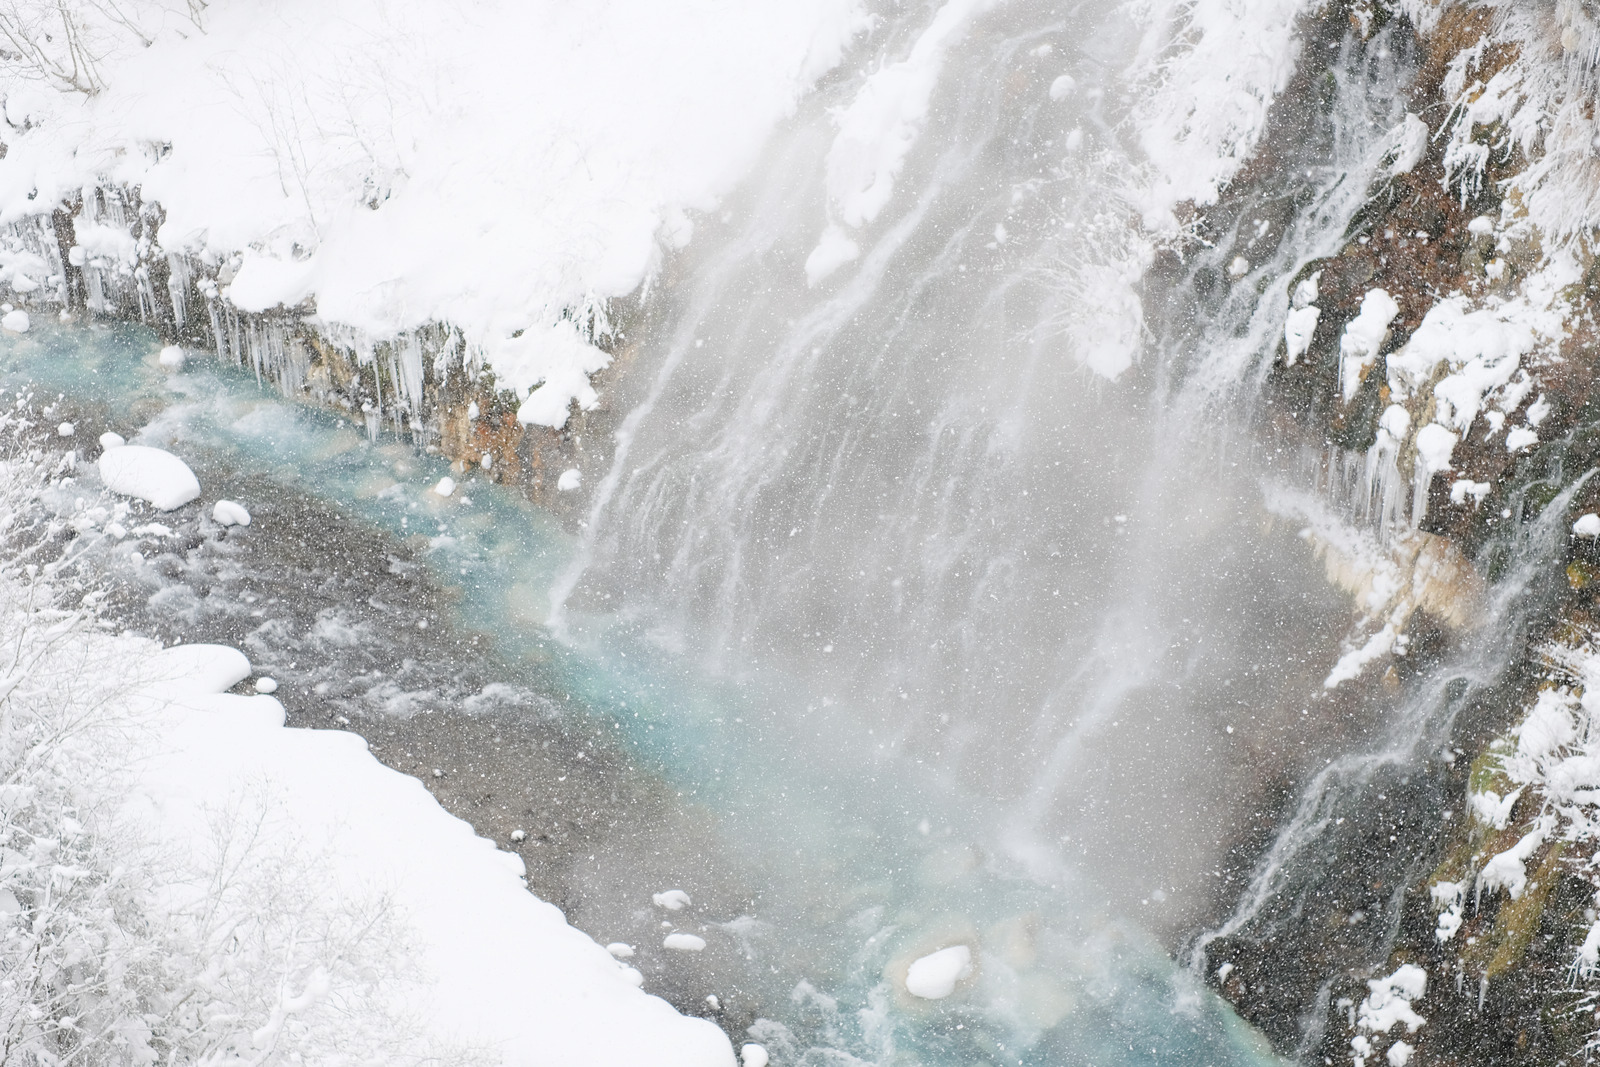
904,945 -> 973,1000
98,445 -> 201,510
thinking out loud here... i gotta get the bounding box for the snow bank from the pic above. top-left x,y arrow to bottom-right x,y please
0,0 -> 868,427
97,444 -> 202,510
131,647 -> 734,1066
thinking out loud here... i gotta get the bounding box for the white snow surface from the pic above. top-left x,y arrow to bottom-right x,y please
212,499 -> 252,526
1357,964 -> 1427,1035
904,944 -> 973,999
0,0 -> 867,426
1339,290 -> 1400,403
20,628 -> 732,1065
1284,305 -> 1321,365
653,889 -> 692,911
1128,0 -> 1318,229
663,933 -> 707,952
1414,423 -> 1459,475
1479,816 -> 1552,900
1,309 -> 29,333
97,444 -> 202,510
126,647 -> 733,1066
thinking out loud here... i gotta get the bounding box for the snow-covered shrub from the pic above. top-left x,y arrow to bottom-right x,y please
0,0 -> 203,96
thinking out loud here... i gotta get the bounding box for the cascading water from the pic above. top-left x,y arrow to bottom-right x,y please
557,0 -> 1405,946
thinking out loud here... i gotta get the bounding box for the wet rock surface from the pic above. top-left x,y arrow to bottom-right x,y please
1172,4 -> 1600,1064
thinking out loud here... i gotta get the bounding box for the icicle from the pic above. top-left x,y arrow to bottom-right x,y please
134,264 -> 154,323
167,254 -> 189,330
207,296 -> 227,363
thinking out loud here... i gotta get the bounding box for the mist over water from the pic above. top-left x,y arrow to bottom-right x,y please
558,2 -> 1408,936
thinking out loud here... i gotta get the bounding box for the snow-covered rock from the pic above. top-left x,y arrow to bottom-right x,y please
212,499 -> 252,526
98,445 -> 202,510
653,889 -> 691,910
1339,290 -> 1401,403
663,933 -> 707,952
1,309 -> 29,333
904,944 -> 973,999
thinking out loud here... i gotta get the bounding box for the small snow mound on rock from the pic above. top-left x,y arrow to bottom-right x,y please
905,944 -> 972,1000
1506,426 -> 1538,452
1576,514 -> 1600,537
558,468 -> 582,491
99,432 -> 125,450
1,309 -> 29,333
434,476 -> 456,497
663,933 -> 706,952
653,889 -> 691,910
57,422 -> 74,437
212,500 -> 252,526
98,445 -> 201,511
254,677 -> 278,694
606,943 -> 635,959
1048,74 -> 1075,100
158,345 -> 185,368
741,1044 -> 769,1067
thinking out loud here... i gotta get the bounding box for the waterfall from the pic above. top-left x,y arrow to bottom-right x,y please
552,0 -> 1413,940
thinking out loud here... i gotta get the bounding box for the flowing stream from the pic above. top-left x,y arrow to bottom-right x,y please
0,4 -> 1486,1066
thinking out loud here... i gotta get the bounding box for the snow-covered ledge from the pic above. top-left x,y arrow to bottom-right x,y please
0,0 -> 867,426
